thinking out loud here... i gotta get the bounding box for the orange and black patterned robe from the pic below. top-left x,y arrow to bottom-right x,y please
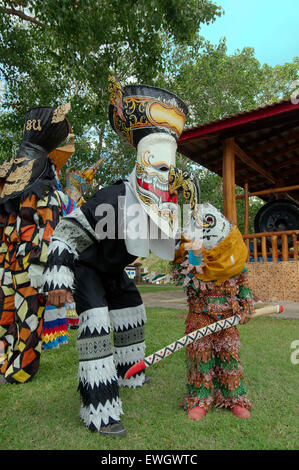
0,190 -> 62,383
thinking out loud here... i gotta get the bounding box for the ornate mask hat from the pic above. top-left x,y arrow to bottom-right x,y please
22,103 -> 71,153
0,103 -> 72,204
108,76 -> 188,238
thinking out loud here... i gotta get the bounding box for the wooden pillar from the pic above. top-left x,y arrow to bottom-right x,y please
244,182 -> 249,235
222,138 -> 238,225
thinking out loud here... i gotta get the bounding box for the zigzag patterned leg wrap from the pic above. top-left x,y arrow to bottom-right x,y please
76,307 -> 123,431
110,304 -> 146,388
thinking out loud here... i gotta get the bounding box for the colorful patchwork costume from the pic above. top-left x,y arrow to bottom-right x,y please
173,203 -> 255,419
41,193 -> 76,350
0,104 -> 73,383
42,78 -> 189,436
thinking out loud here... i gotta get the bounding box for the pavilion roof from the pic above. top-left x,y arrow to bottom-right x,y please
178,99 -> 299,203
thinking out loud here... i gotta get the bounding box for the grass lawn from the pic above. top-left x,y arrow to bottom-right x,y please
137,284 -> 180,293
0,306 -> 298,450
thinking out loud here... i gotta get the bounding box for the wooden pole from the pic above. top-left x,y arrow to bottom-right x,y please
244,183 -> 249,235
261,236 -> 268,262
253,238 -> 258,262
236,183 -> 299,199
281,234 -> 289,261
292,233 -> 298,262
243,229 -> 299,239
271,235 -> 278,262
222,138 -> 238,225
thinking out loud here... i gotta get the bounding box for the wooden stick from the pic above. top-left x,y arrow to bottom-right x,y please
261,236 -> 268,262
251,304 -> 283,318
244,230 -> 299,239
253,238 -> 258,262
124,304 -> 283,379
236,184 -> 299,199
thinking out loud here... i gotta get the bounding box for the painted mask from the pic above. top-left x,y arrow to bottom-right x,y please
108,76 -> 188,237
200,203 -> 232,249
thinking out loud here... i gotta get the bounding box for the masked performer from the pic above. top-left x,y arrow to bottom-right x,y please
173,203 -> 255,419
0,104 -> 73,384
42,77 -> 189,436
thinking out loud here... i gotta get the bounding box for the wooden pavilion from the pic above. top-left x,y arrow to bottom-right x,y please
178,99 -> 299,301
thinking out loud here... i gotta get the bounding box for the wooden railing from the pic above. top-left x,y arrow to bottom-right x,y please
243,230 -> 299,263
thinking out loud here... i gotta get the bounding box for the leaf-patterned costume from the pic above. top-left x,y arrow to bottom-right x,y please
173,204 -> 255,412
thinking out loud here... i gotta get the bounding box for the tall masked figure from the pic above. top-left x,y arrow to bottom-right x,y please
42,77 -> 189,436
0,104 -> 73,384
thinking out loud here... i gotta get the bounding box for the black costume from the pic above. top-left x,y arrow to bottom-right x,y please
43,181 -> 146,430
43,78 -> 189,434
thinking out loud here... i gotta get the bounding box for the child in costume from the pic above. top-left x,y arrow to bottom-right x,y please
173,203 -> 254,419
0,104 -> 74,384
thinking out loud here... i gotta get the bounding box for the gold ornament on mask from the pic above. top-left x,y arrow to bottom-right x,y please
168,166 -> 208,227
108,76 -> 123,111
0,157 -> 34,198
0,160 -> 13,179
51,102 -> 71,124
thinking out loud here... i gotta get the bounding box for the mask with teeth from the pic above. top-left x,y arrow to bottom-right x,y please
200,203 -> 233,250
135,132 -> 179,237
108,76 -> 188,238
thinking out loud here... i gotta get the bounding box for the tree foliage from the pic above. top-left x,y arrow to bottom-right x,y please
0,0 -> 298,240
0,0 -> 222,185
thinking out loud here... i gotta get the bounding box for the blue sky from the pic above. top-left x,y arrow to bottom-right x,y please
199,0 -> 299,66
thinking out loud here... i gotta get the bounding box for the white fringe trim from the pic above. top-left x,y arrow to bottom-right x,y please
65,207 -> 99,241
118,372 -> 145,389
43,265 -> 75,290
78,307 -> 110,336
110,304 -> 146,330
78,355 -> 118,387
114,341 -> 146,366
48,237 -> 76,257
80,396 -> 123,430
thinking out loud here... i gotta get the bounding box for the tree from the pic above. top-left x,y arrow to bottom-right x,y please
155,38 -> 298,232
0,0 -> 222,177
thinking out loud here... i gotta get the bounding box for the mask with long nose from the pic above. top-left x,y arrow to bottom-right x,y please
108,76 -> 188,238
135,132 -> 179,237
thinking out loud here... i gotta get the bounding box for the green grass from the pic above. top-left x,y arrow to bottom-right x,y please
137,284 -> 179,293
0,307 -> 298,450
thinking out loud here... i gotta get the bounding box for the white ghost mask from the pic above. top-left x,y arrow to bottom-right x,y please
200,203 -> 232,250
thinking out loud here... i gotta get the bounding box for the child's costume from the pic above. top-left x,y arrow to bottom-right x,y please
173,203 -> 255,417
